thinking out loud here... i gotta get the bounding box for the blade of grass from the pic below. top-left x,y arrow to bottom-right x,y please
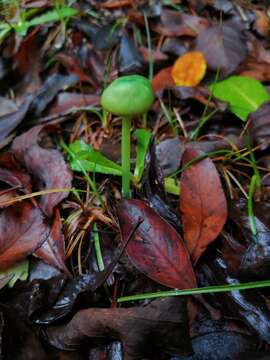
118,279 -> 270,303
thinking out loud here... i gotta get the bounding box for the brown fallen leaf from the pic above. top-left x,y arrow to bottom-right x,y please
194,21 -> 248,76
180,148 -> 227,263
34,209 -> 69,274
0,201 -> 49,270
152,66 -> 174,93
12,125 -> 72,217
0,152 -> 31,194
42,297 -> 192,360
117,199 -> 196,289
159,9 -> 209,37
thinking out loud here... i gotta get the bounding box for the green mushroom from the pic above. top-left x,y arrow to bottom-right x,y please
101,75 -> 154,198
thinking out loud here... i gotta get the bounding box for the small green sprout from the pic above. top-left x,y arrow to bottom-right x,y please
101,75 -> 154,198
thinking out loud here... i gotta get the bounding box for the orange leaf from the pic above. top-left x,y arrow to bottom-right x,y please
172,51 -> 207,87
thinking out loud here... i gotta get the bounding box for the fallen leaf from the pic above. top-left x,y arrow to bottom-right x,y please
159,9 -> 209,37
117,199 -> 196,289
253,10 -> 269,37
99,0 -> 133,8
47,92 -> 100,116
34,209 -> 69,274
152,66 -> 174,93
194,22 -> 248,76
180,148 -> 227,263
171,51 -> 207,87
0,95 -> 33,143
41,297 -> 192,359
209,75 -> 270,121
247,101 -> 270,149
0,152 -> 31,194
12,125 -> 72,217
0,202 -> 49,270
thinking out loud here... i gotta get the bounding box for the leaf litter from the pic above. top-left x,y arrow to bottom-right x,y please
0,0 -> 270,359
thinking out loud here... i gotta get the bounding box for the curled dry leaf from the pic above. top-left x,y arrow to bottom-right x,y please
180,148 -> 227,263
171,51 -> 207,87
0,202 -> 49,270
42,297 -> 192,360
117,199 -> 196,289
12,125 -> 72,217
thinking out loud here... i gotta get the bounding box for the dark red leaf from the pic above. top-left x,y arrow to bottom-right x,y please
117,199 -> 196,289
0,152 -> 31,193
0,202 -> 49,270
180,148 -> 227,263
34,209 -> 69,274
194,21 -> 248,76
12,125 -> 72,217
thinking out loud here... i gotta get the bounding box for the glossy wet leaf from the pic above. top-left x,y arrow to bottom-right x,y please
134,129 -> 151,182
68,140 -> 122,176
180,148 -> 227,263
198,253 -> 270,344
117,199 -> 196,289
172,51 -> 207,87
209,75 -> 270,121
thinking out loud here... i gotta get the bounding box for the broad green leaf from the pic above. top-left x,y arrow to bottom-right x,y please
209,75 -> 270,121
68,140 -> 123,176
134,129 -> 151,182
0,260 -> 29,288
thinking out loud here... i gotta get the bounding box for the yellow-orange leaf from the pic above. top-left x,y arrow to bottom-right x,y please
171,51 -> 207,87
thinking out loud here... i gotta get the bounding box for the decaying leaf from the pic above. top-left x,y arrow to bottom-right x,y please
172,51 -> 207,87
194,22 -> 248,76
42,297 -> 192,360
0,202 -> 49,270
117,199 -> 196,289
180,148 -> 227,263
12,125 -> 72,217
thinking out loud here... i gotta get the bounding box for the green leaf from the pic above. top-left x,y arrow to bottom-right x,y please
134,129 -> 151,182
0,260 -> 29,288
68,140 -> 123,176
209,75 -> 270,121
164,177 -> 180,195
29,7 -> 78,27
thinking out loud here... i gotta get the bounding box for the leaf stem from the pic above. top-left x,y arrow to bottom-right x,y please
121,116 -> 131,198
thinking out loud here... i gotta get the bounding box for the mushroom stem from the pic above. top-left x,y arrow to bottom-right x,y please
121,116 -> 131,198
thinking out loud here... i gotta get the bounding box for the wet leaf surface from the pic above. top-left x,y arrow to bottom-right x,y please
117,199 -> 196,289
180,148 -> 227,263
42,297 -> 192,360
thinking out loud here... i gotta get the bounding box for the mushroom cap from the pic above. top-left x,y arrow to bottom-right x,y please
101,75 -> 154,116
